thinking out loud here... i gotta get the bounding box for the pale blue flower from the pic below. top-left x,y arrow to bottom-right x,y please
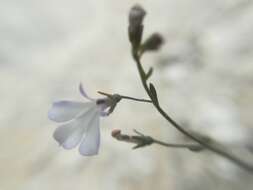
48,83 -> 116,156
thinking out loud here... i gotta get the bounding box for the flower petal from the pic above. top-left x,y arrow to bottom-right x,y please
79,83 -> 94,100
79,113 -> 100,156
53,123 -> 83,149
100,111 -> 109,117
48,101 -> 94,122
53,107 -> 98,149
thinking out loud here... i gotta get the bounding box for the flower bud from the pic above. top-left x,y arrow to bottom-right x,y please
128,4 -> 146,49
111,129 -> 121,138
141,33 -> 164,52
128,25 -> 143,49
129,4 -> 146,27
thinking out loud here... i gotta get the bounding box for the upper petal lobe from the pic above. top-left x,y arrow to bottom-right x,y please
48,101 -> 93,122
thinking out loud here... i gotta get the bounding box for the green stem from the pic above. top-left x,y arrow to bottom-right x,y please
120,95 -> 152,103
132,50 -> 253,174
152,139 -> 202,150
98,91 -> 152,103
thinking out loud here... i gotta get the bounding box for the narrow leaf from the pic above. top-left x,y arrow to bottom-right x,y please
188,146 -> 204,152
149,83 -> 159,105
145,67 -> 153,80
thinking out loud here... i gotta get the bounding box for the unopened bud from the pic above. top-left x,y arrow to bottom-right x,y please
141,33 -> 164,52
128,4 -> 146,49
111,129 -> 121,137
129,4 -> 146,27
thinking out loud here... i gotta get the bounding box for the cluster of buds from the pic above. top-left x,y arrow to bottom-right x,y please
128,4 -> 164,54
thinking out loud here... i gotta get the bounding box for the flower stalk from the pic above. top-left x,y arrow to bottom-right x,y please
112,129 -> 203,151
98,91 -> 152,103
128,4 -> 253,173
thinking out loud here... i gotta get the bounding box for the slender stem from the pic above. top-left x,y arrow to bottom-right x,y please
112,129 -> 202,150
152,139 -> 202,150
120,95 -> 152,103
98,91 -> 152,103
132,50 -> 253,173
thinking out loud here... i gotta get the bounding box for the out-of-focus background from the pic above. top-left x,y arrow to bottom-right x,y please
1,0 -> 253,189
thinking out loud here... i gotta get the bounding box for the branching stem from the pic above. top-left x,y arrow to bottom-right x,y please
132,50 -> 253,174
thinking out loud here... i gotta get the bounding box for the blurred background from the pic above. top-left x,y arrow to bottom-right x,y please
1,0 -> 253,189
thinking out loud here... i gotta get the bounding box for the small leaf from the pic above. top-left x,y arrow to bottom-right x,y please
149,83 -> 159,105
188,146 -> 204,152
145,67 -> 153,80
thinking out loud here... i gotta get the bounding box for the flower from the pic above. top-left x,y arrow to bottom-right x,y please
48,83 -> 119,156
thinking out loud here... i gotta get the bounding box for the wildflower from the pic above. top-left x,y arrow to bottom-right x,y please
48,83 -> 120,156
